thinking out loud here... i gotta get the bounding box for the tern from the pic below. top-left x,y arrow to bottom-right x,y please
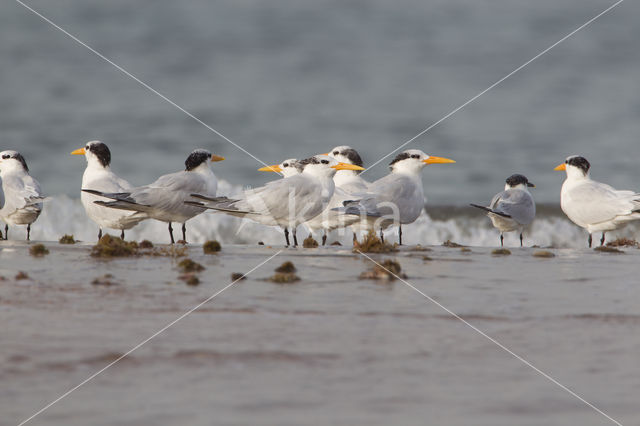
187,155 -> 364,247
0,150 -> 44,240
555,155 -> 640,247
338,149 -> 455,245
470,174 -> 536,247
83,149 -> 224,243
72,141 -> 145,240
257,158 -> 300,177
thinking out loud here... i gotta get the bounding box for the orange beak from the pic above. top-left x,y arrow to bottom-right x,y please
71,147 -> 86,155
211,154 -> 225,162
424,155 -> 456,164
258,164 -> 283,173
554,163 -> 566,171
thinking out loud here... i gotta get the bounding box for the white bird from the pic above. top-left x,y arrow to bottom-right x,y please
338,149 -> 455,245
470,174 -> 536,247
305,146 -> 369,245
72,141 -> 145,240
555,155 -> 640,247
83,149 -> 224,243
187,155 -> 364,247
0,150 -> 44,240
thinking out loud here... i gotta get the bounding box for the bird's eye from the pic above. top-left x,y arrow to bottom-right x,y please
411,154 -> 419,159
321,159 -> 329,164
85,145 -> 90,150
2,154 -> 9,159
333,151 -> 339,155
283,163 -> 288,167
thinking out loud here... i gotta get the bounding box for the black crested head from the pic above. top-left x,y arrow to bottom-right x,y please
296,156 -> 323,172
339,148 -> 363,170
566,156 -> 590,175
505,174 -> 533,188
388,152 -> 412,170
87,141 -> 111,167
185,149 -> 212,171
13,152 -> 29,172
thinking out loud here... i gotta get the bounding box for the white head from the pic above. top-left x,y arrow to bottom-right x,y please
71,140 -> 112,169
0,150 -> 30,175
327,146 -> 364,175
297,155 -> 365,179
388,149 -> 455,174
554,155 -> 590,180
504,174 -> 535,191
258,158 -> 300,178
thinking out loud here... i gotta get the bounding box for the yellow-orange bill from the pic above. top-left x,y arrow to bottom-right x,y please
424,156 -> 455,164
258,164 -> 283,173
554,163 -> 566,171
332,162 -> 365,171
211,154 -> 225,162
71,147 -> 86,155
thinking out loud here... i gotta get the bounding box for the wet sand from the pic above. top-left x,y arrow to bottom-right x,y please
1,241 -> 639,426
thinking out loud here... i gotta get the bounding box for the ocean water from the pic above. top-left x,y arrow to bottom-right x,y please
1,0 -> 640,207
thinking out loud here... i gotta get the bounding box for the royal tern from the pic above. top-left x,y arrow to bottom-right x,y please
257,158 -> 300,177
338,149 -> 455,245
555,155 -> 640,247
304,146 -> 369,245
72,141 -> 145,240
0,150 -> 44,240
470,174 -> 536,247
187,155 -> 364,246
84,149 -> 224,243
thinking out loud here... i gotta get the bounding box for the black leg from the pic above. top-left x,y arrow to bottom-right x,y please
500,234 -> 504,247
322,232 -> 327,246
380,229 -> 384,244
120,229 -> 125,240
4,224 -> 8,240
168,222 -> 175,244
600,232 -> 605,246
182,223 -> 187,242
352,232 -> 357,244
27,224 -> 31,241
98,228 -> 102,240
399,225 -> 403,245
588,234 -> 592,248
284,227 -> 290,246
293,228 -> 298,247
520,233 -> 523,247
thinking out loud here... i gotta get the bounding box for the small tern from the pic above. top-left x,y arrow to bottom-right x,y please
338,149 -> 455,245
470,174 -> 536,247
187,155 -> 364,247
0,150 -> 44,240
555,155 -> 640,247
84,149 -> 224,243
72,141 -> 145,240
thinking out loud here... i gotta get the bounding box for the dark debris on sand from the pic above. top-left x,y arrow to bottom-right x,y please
231,273 -> 247,281
269,261 -> 300,283
203,240 -> 222,254
92,274 -> 118,286
533,250 -> 555,258
178,258 -> 205,273
359,259 -> 407,281
15,271 -> 29,280
491,248 -> 511,256
443,240 -> 466,248
303,235 -> 319,248
59,235 -> 76,244
606,238 -> 638,248
594,246 -> 624,254
139,240 -> 154,249
179,273 -> 200,286
353,231 -> 396,253
275,261 -> 296,273
29,244 -> 49,257
91,235 -> 139,258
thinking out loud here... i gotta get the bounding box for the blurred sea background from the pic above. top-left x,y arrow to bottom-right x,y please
1,0 -> 639,244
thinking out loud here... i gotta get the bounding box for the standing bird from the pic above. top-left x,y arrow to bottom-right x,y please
470,174 -> 536,247
187,155 -> 364,247
339,149 -> 455,245
555,155 -> 640,247
0,150 -> 44,240
84,149 -> 224,243
326,146 -> 369,193
71,141 -> 145,240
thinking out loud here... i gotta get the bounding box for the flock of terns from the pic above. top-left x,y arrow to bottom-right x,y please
1,142 -> 640,248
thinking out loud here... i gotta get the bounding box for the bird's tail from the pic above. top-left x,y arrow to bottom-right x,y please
469,203 -> 511,218
83,189 -> 152,213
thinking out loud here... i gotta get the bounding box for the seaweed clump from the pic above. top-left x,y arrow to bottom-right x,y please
269,261 -> 300,284
91,235 -> 139,258
443,240 -> 466,248
139,240 -> 154,249
606,238 -> 638,248
180,273 -> 200,286
178,258 -> 205,273
15,271 -> 29,280
92,274 -> 117,286
29,244 -> 49,257
231,273 -> 247,281
59,235 -> 76,244
203,240 -> 221,254
353,231 -> 396,253
533,250 -> 555,258
491,248 -> 511,256
359,259 -> 407,281
303,235 -> 319,248
594,246 -> 624,254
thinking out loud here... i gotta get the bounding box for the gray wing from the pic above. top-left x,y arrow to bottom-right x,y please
490,189 -> 535,225
563,181 -> 640,226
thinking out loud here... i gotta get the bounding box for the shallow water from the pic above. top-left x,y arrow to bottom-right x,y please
1,243 -> 639,425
